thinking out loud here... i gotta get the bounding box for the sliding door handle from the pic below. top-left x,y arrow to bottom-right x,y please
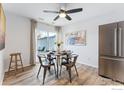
119,27 -> 122,56
114,28 -> 117,56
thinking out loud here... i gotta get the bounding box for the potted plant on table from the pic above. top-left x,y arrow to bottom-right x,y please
55,41 -> 63,53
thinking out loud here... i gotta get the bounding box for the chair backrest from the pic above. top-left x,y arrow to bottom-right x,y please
49,51 -> 55,55
47,53 -> 55,64
37,55 -> 43,65
71,54 -> 78,64
37,54 -> 46,66
47,53 -> 52,61
61,51 -> 72,63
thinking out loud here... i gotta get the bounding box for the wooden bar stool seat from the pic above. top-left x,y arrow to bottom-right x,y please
8,52 -> 24,75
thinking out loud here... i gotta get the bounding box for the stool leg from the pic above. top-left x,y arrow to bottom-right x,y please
19,54 -> 24,71
8,56 -> 12,75
15,55 -> 17,75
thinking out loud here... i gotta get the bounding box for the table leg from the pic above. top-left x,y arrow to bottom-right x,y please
56,63 -> 58,78
56,56 -> 59,78
56,55 -> 61,78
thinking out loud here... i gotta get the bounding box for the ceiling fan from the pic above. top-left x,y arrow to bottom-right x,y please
43,8 -> 83,21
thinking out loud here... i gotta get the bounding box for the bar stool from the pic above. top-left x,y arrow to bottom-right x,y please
8,53 -> 24,75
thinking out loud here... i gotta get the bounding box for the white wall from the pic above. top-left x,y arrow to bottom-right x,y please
62,11 -> 124,68
4,12 -> 31,71
37,22 -> 56,32
0,50 -> 4,85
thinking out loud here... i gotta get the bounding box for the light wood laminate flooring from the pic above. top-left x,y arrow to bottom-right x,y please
3,63 -> 123,85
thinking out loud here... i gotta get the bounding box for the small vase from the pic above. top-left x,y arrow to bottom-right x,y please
57,46 -> 60,53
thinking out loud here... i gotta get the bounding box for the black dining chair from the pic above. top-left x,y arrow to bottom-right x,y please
49,51 -> 56,60
60,54 -> 79,83
37,54 -> 56,85
47,53 -> 56,74
61,51 -> 72,62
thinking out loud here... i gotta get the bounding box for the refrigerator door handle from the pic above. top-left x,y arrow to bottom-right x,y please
119,27 -> 122,56
114,28 -> 117,56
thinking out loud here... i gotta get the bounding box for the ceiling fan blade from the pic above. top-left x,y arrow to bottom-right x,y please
54,15 -> 59,21
43,10 -> 59,13
66,8 -> 83,14
65,15 -> 72,21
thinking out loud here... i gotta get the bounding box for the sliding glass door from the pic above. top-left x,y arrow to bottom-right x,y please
37,31 -> 48,53
48,32 -> 57,51
36,31 -> 57,54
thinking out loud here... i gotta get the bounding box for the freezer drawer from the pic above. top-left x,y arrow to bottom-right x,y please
113,60 -> 124,82
99,57 -> 124,83
99,58 -> 114,79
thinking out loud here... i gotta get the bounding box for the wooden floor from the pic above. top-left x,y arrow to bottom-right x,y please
3,63 -> 124,85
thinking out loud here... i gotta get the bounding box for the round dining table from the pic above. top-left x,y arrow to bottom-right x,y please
39,51 -> 72,78
55,53 -> 61,78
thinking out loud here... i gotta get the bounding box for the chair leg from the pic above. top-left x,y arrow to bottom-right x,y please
74,65 -> 78,76
48,67 -> 51,74
43,68 -> 47,85
68,68 -> 72,83
59,64 -> 62,76
37,65 -> 42,78
53,65 -> 56,77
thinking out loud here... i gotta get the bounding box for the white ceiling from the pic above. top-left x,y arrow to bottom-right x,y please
3,3 -> 124,26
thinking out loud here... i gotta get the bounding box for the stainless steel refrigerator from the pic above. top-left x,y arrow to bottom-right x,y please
99,21 -> 124,83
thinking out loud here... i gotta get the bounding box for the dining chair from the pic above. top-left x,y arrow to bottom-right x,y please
47,53 -> 56,74
37,54 -> 56,85
60,54 -> 79,83
61,51 -> 72,63
49,51 -> 56,60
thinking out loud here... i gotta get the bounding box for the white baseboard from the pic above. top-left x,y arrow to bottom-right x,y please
77,61 -> 98,69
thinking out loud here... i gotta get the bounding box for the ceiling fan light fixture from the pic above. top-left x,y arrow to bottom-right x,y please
59,12 -> 66,18
43,7 -> 82,21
